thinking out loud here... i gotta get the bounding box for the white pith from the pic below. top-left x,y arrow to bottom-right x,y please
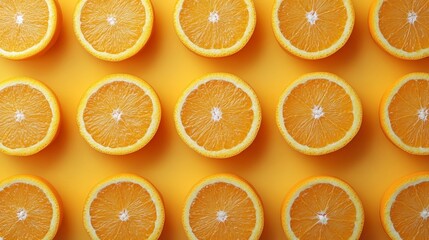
208,11 -> 220,23
17,208 -> 28,221
407,11 -> 417,24
312,105 -> 325,119
211,107 -> 222,122
112,108 -> 123,122
306,10 -> 318,25
15,110 -> 25,122
15,13 -> 24,25
216,210 -> 228,222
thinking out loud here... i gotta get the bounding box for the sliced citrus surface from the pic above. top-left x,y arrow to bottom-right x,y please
369,0 -> 429,60
183,174 -> 264,240
276,72 -> 362,155
381,172 -> 429,240
174,73 -> 261,158
77,74 -> 161,155
380,72 -> 429,155
73,0 -> 154,61
282,176 -> 364,240
0,175 -> 62,240
0,0 -> 59,60
173,0 -> 256,57
272,0 -> 355,59
0,77 -> 60,156
83,174 -> 165,240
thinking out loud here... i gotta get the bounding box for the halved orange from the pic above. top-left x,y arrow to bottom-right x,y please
272,0 -> 355,59
183,174 -> 264,239
83,174 -> 165,240
173,0 -> 256,57
73,0 -> 154,61
282,176 -> 364,239
174,73 -> 261,158
77,74 -> 161,155
380,72 -> 429,155
0,0 -> 60,60
276,72 -> 362,155
369,0 -> 429,60
0,175 -> 62,240
0,77 -> 60,156
381,172 -> 429,240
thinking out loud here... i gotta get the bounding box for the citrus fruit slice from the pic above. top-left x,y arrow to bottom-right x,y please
282,176 -> 364,240
0,0 -> 60,60
183,174 -> 264,240
73,0 -> 154,61
381,172 -> 429,240
77,74 -> 161,155
0,175 -> 62,240
272,0 -> 355,59
276,72 -> 362,155
369,0 -> 429,60
174,73 -> 261,158
173,0 -> 256,57
0,77 -> 60,156
83,174 -> 165,240
380,72 -> 429,155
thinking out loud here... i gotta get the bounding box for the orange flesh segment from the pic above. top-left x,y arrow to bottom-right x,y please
0,183 -> 53,239
390,181 -> 429,238
290,183 -> 357,239
179,0 -> 249,49
180,80 -> 254,151
80,0 -> 146,54
89,182 -> 157,239
0,0 -> 49,52
189,182 -> 256,239
388,79 -> 429,148
0,84 -> 52,149
378,0 -> 429,52
277,0 -> 348,52
83,81 -> 153,148
282,79 -> 353,148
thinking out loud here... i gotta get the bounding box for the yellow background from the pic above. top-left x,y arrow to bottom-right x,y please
0,0 -> 428,239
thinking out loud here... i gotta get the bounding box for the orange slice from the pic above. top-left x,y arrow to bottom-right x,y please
0,0 -> 60,60
183,174 -> 264,239
73,0 -> 154,61
380,72 -> 429,155
282,176 -> 364,240
77,74 -> 161,155
174,73 -> 261,158
0,175 -> 62,240
0,77 -> 60,156
369,0 -> 429,60
83,174 -> 165,239
272,0 -> 355,59
381,172 -> 429,240
173,0 -> 256,57
276,72 -> 362,155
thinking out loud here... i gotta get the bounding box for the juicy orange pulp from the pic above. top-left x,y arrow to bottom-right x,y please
387,79 -> 429,148
179,0 -> 250,49
289,183 -> 358,238
282,79 -> 354,148
276,0 -> 349,52
377,0 -> 429,55
388,180 -> 429,238
0,182 -> 58,239
79,0 -> 147,54
188,182 -> 257,239
0,84 -> 54,150
88,181 -> 158,239
180,79 -> 254,151
82,81 -> 154,149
